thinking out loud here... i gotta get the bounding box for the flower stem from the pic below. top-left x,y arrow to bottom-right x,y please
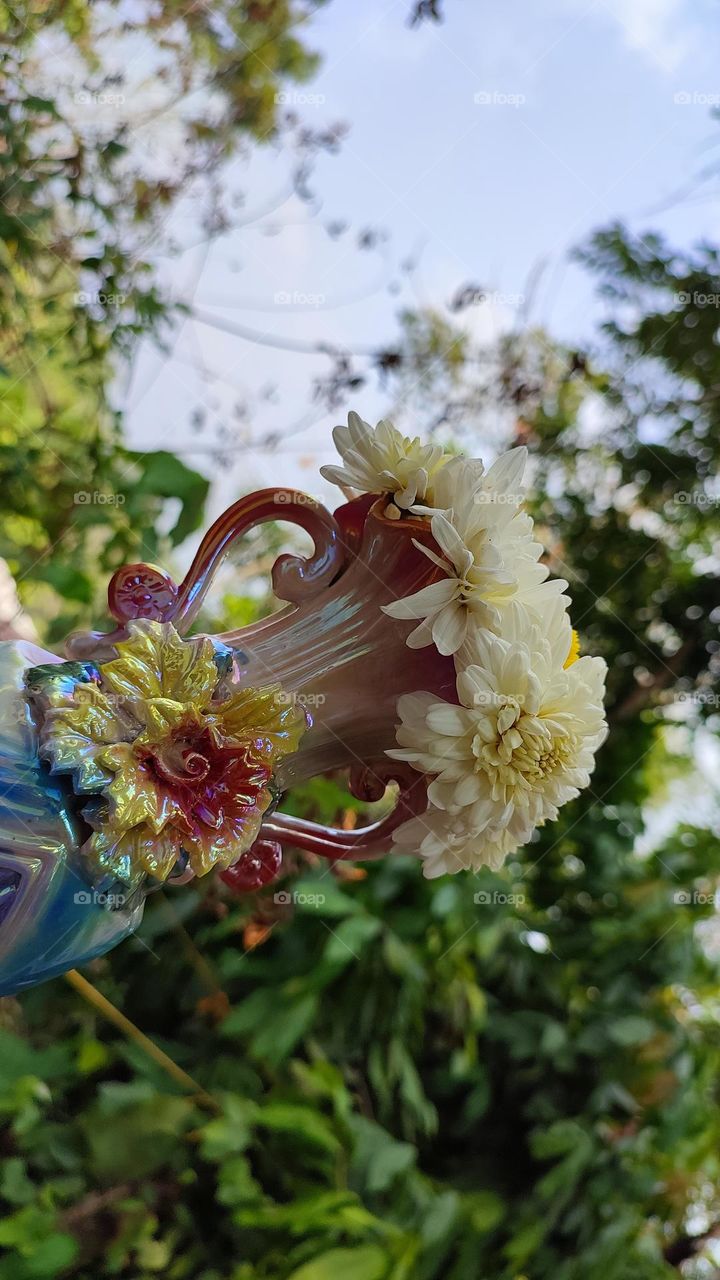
64,968 -> 218,1111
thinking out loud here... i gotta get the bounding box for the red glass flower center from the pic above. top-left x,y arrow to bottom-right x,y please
139,724 -> 273,840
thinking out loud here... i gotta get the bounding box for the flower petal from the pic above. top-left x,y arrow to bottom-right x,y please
383,577 -> 458,621
432,602 -> 468,655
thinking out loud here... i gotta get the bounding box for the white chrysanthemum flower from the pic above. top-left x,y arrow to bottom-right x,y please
383,450 -> 568,655
387,617 -> 607,868
393,803 -> 519,879
415,448 -> 522,530
456,594 -> 575,672
320,411 -> 448,510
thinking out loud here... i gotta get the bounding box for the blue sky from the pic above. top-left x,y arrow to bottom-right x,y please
125,0 -> 720,513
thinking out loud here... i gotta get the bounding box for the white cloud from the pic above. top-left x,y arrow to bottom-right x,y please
569,0 -> 697,72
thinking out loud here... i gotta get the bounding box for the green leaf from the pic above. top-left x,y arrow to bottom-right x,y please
32,562 -> 94,603
288,1245 -> 389,1280
23,95 -> 59,116
257,1103 -> 341,1156
0,1159 -> 34,1206
323,915 -> 382,967
75,1038 -> 112,1076
291,874 -> 360,918
222,988 -> 319,1065
233,1190 -> 371,1234
199,1095 -> 257,1161
464,1190 -> 505,1234
504,1218 -> 547,1268
216,1155 -> 263,1208
0,1033 -> 71,1086
0,1204 -> 78,1275
82,1086 -> 195,1180
608,1016 -> 657,1046
251,992 -> 319,1063
349,1116 -> 416,1193
129,450 -> 209,544
20,1233 -> 78,1277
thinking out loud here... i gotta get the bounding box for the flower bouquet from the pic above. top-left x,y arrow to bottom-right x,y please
320,413 -> 608,877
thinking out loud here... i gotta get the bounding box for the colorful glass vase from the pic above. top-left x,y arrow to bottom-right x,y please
0,489 -> 450,993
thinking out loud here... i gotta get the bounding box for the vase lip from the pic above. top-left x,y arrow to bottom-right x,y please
334,492 -> 438,543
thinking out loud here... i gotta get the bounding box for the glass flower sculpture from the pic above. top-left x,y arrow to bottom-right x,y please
0,413 -> 607,992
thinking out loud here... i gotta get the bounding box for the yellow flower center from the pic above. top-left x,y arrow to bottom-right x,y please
472,698 -> 574,800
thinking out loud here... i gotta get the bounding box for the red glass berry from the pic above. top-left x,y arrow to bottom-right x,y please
219,840 -> 283,893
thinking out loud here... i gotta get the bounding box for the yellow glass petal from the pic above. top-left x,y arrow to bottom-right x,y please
216,685 -> 306,762
137,698 -> 202,743
99,620 -> 218,709
41,726 -> 104,773
84,824 -> 181,886
127,825 -> 182,882
95,742 -> 185,836
106,761 -> 165,831
96,741 -> 137,769
82,828 -> 138,887
41,700 -> 130,792
43,682 -> 136,752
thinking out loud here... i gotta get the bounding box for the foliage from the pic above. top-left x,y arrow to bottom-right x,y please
1,8 -> 720,1277
0,0 -> 324,639
2,802 -> 720,1278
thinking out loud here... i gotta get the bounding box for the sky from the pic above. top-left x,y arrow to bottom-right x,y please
123,0 -> 720,518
